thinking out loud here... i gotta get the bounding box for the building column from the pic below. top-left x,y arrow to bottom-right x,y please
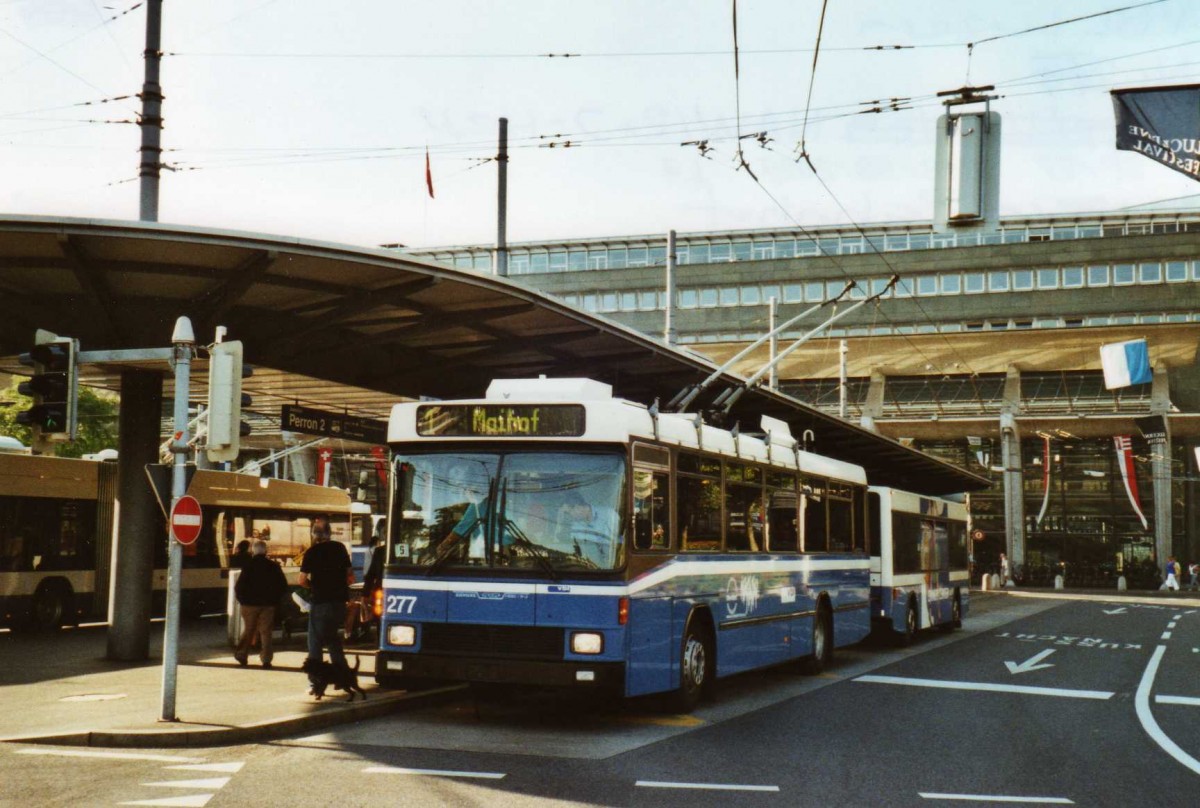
1001,366 -> 1025,575
860,370 -> 886,432
1149,365 -> 1173,565
107,369 -> 163,661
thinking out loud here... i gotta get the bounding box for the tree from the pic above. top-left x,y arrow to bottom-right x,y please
0,377 -> 119,457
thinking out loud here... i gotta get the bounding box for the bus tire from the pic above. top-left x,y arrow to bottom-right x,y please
32,581 -> 71,632
799,600 -> 832,675
951,591 -> 962,629
668,617 -> 713,713
896,601 -> 917,647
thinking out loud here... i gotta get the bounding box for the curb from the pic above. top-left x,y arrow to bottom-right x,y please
1,685 -> 465,749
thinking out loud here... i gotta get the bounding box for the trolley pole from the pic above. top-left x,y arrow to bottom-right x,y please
495,117 -> 509,277
664,230 -> 677,345
768,297 -> 778,390
160,317 -> 194,722
138,0 -> 164,222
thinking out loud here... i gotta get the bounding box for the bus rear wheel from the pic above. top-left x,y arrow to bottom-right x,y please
668,621 -> 712,713
32,583 -> 70,631
800,602 -> 832,675
896,602 -> 917,647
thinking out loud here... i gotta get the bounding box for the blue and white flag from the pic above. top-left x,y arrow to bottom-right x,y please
1100,339 -> 1152,389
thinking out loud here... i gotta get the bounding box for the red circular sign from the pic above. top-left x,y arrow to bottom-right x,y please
169,495 -> 203,545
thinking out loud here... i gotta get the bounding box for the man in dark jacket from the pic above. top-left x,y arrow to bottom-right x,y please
234,540 -> 288,668
299,515 -> 354,689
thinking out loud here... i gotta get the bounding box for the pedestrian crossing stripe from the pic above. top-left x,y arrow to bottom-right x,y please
163,763 -> 244,774
141,778 -> 230,789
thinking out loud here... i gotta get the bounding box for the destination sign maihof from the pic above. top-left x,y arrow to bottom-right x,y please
281,404 -> 388,444
416,404 -> 586,437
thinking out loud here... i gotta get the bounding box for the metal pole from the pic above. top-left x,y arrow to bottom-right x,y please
768,297 -> 778,390
161,316 -> 194,722
664,230 -> 677,345
839,339 -> 848,419
495,117 -> 508,277
138,0 -> 164,222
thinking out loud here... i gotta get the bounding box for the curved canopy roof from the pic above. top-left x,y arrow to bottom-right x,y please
0,216 -> 987,494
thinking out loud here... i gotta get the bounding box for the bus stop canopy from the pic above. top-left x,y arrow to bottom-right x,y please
0,215 -> 988,495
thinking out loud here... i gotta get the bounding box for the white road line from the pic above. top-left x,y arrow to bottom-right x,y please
854,675 -> 1114,700
14,749 -> 205,763
920,793 -> 1073,804
1136,646 -> 1200,776
163,763 -> 244,773
1161,632 -> 1172,640
119,796 -> 212,807
636,781 -> 780,792
1155,695 -> 1200,706
1168,622 -> 1178,629
141,778 -> 230,789
363,766 -> 505,779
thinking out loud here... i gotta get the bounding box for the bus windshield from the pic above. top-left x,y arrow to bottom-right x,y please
390,450 -> 626,572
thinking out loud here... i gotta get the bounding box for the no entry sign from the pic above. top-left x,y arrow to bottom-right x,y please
169,495 -> 203,545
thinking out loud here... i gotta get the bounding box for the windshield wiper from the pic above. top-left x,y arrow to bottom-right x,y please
498,479 -> 560,581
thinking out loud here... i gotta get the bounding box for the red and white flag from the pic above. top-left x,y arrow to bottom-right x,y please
425,147 -> 435,198
317,447 -> 334,488
1035,436 -> 1052,527
1114,435 -> 1148,530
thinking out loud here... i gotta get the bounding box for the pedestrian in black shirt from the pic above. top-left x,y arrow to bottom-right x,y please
299,515 -> 353,690
233,540 -> 288,668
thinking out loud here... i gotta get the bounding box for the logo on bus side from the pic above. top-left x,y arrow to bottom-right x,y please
724,576 -> 761,618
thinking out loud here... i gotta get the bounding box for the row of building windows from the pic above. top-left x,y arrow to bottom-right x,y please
672,311 -> 1200,344
560,259 -> 1200,315
411,217 -> 1200,276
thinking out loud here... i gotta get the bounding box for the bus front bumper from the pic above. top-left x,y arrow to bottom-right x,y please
376,652 -> 624,689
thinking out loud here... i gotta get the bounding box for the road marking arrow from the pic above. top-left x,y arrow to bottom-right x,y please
1006,649 -> 1056,675
1103,607 -> 1128,615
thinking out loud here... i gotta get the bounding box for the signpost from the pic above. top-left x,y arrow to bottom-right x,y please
169,495 -> 202,545
281,404 -> 387,444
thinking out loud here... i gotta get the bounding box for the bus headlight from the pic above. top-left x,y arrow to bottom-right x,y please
388,624 -> 416,646
571,632 -> 604,655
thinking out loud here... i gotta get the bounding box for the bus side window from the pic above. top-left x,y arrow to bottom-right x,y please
678,453 -> 721,552
802,477 -> 827,552
632,468 -> 670,551
827,482 -> 854,552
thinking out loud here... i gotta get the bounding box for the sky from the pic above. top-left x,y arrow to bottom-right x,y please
1,0 -> 1198,250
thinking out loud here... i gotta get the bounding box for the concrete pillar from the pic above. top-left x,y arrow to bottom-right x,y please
1000,366 -> 1025,573
1149,366 -> 1173,564
107,370 -> 163,661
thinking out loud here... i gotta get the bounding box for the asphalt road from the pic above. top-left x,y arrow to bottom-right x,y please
5,593 -> 1200,807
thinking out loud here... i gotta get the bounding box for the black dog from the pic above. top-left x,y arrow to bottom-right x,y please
302,656 -> 367,702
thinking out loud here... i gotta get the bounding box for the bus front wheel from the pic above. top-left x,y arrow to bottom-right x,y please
669,621 -> 712,713
896,602 -> 917,647
32,583 -> 70,631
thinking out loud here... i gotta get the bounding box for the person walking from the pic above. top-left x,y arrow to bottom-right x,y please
233,540 -> 288,668
299,515 -> 354,691
1164,556 -> 1181,592
1189,561 -> 1199,592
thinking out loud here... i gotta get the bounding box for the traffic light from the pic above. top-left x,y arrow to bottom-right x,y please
17,329 -> 78,447
206,340 -> 252,462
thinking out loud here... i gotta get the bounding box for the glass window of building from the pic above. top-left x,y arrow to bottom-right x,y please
688,244 -> 709,264
761,284 -> 781,303
568,250 -> 587,271
699,288 -> 718,307
1013,320 -> 1032,329
509,253 -> 530,274
1139,262 -> 1162,283
894,277 -> 914,297
529,252 -> 549,273
917,276 -> 938,296
1012,270 -> 1034,291
848,283 -> 866,300
1141,314 -> 1162,324
1113,264 -> 1136,285
818,238 -> 840,255
710,243 -> 732,262
1085,316 -> 1109,326
1002,230 -> 1026,244
587,250 -> 608,270
649,246 -> 666,266
741,286 -> 761,305
638,291 -> 657,310
719,287 -> 739,306
1028,228 -> 1051,241
549,252 -> 568,272
563,293 -> 579,307
1078,225 -> 1102,238
784,283 -> 803,303
840,237 -> 864,255
988,271 -> 1010,292
601,292 -> 618,311
916,324 -> 937,334
827,280 -> 845,299
940,323 -> 963,332
1112,315 -> 1136,325
1036,269 -> 1059,290
940,274 -> 961,294
932,233 -> 955,249
804,281 -> 824,301
964,272 -> 985,293
1166,261 -> 1188,282
752,241 -> 774,260
608,249 -> 628,270
1051,226 -> 1076,240
957,232 -> 979,247
582,293 -> 599,311
775,240 -> 795,258
1193,260 -> 1200,280
474,255 -> 491,271
1034,318 -> 1060,328
1087,265 -> 1109,286
733,241 -> 752,261
1062,267 -> 1084,288
679,289 -> 698,308
627,247 -> 648,267
1166,313 -> 1189,323
621,291 -> 637,310
871,277 -> 892,297
981,232 -> 1003,245
909,234 -> 931,250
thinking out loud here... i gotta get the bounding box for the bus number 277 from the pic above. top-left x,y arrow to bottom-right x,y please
385,595 -> 417,615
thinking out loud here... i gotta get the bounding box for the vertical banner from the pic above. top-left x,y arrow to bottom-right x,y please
1111,83 -> 1200,182
316,447 -> 334,487
1114,435 -> 1149,530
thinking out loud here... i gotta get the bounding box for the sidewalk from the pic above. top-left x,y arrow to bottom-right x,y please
0,618 -> 456,748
